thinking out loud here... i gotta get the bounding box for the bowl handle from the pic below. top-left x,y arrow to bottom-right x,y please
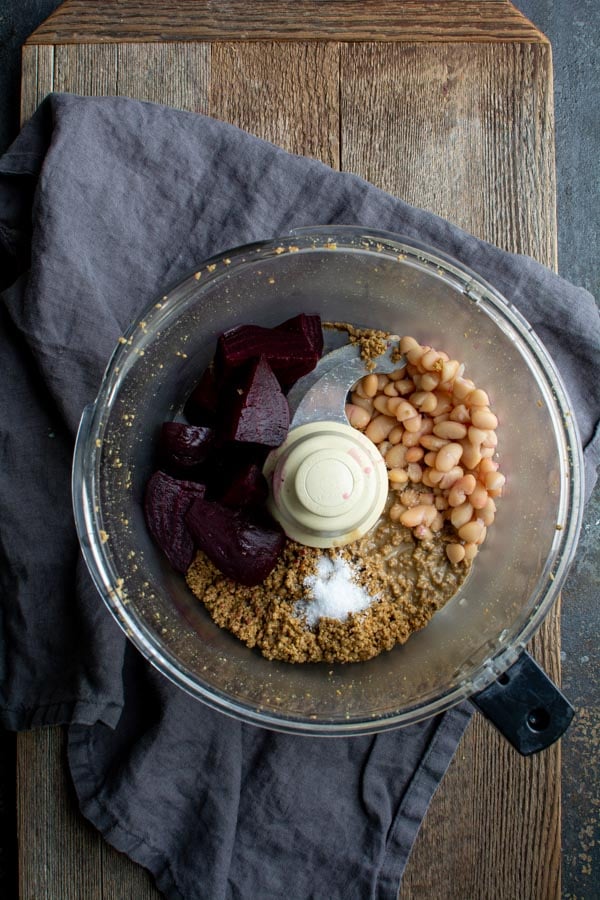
470,651 -> 574,755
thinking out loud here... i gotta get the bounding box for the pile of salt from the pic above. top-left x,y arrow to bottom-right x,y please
297,555 -> 375,627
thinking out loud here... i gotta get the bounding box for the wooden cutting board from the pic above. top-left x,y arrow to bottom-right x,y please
18,2 -> 561,897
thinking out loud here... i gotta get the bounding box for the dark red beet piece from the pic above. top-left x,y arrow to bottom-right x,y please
216,324 -> 320,388
225,355 -> 289,447
159,422 -> 215,467
186,499 -> 285,585
144,471 -> 206,572
277,314 -> 324,357
184,366 -> 220,424
221,462 -> 269,507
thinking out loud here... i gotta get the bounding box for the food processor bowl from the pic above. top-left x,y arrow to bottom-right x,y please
72,226 -> 583,749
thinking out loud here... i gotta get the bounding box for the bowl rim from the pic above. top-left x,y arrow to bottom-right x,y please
72,225 -> 585,735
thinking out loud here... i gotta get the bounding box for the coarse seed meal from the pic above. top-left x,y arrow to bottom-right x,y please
186,505 -> 470,664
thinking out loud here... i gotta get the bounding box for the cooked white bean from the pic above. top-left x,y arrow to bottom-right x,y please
446,543 -> 466,564
362,373 -> 378,397
405,446 -> 424,463
389,502 -> 406,522
484,471 -> 506,492
351,393 -> 374,413
438,466 -> 464,490
374,394 -> 391,414
469,482 -> 489,509
466,388 -> 490,407
433,420 -> 468,440
420,372 -> 440,391
365,414 -> 396,443
480,498 -> 496,526
385,444 -> 407,468
431,394 -> 453,417
394,378 -> 415,396
441,359 -> 460,384
399,504 -> 428,527
434,442 -> 463,472
388,366 -> 407,381
383,381 -> 399,397
404,414 -> 423,434
395,399 -> 418,422
463,542 -> 479,561
399,336 -> 420,355
449,404 -> 470,423
450,501 -> 474,529
420,434 -> 449,451
452,378 -> 475,401
385,396 -> 402,416
388,425 -> 404,444
458,519 -> 485,543
345,403 -> 371,430
411,390 -> 438,413
389,467 -> 409,484
407,462 -> 423,483
448,474 -> 476,507
460,440 -> 482,470
421,348 -> 441,371
468,426 -> 488,446
471,407 -> 498,430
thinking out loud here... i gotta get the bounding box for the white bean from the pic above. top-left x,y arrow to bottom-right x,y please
345,403 -> 371,430
365,414 -> 396,443
434,442 -> 463,472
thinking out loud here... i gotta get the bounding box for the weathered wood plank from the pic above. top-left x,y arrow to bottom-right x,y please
17,728 -> 104,900
54,43 -> 118,96
340,41 -> 556,262
26,0 -> 547,45
116,42 -> 210,113
20,45 -> 55,123
210,42 -> 340,167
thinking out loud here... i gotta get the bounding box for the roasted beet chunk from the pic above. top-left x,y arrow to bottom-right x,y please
221,462 -> 269,508
186,499 -> 285,585
277,313 -> 324,357
159,422 -> 215,467
224,355 -> 289,447
144,472 -> 206,572
216,322 -> 320,388
184,366 -> 220,424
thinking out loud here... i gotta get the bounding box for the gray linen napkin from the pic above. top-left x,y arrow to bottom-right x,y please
1,93 -> 598,900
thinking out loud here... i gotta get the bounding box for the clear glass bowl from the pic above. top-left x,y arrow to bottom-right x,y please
72,226 -> 584,735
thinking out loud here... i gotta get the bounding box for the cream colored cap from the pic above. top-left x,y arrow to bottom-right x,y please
263,421 -> 388,548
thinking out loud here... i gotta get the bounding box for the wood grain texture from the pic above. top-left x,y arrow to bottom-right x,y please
20,45 -> 55,124
27,0 -> 547,45
210,42 -> 340,168
17,728 -> 160,900
21,42 -> 211,122
17,29 -> 560,900
340,41 -> 556,262
17,728 -> 103,900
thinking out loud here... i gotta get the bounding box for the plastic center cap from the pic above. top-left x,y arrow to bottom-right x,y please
263,421 -> 390,549
295,449 -> 364,517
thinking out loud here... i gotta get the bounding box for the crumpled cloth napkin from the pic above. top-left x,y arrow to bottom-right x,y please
1,93 -> 598,900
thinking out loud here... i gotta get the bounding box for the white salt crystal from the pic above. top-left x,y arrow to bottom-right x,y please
297,555 -> 375,627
